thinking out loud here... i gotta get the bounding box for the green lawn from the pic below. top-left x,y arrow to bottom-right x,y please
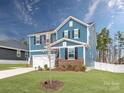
0,64 -> 26,70
0,70 -> 123,93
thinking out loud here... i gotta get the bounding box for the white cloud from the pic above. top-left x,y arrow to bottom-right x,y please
108,0 -> 117,8
14,0 -> 39,27
107,0 -> 124,29
107,22 -> 114,29
84,0 -> 100,21
108,0 -> 124,12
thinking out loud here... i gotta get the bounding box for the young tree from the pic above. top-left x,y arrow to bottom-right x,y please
46,33 -> 52,84
114,31 -> 124,63
97,27 -> 112,62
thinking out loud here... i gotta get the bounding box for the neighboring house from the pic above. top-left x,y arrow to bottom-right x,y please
0,40 -> 28,63
28,16 -> 96,68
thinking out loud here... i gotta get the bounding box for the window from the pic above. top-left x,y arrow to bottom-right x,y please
68,48 -> 75,59
25,52 -> 28,57
64,30 -> 68,38
35,35 -> 40,45
44,35 -> 46,44
63,42 -> 67,46
69,21 -> 73,27
74,29 -> 80,39
16,50 -> 21,57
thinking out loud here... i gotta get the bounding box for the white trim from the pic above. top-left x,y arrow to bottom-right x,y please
30,49 -> 47,52
54,16 -> 90,33
52,45 -> 85,49
0,46 -> 28,51
50,38 -> 87,47
83,46 -> 86,65
30,45 -> 85,52
59,48 -> 61,59
87,27 -> 90,44
74,29 -> 79,39
68,47 -> 75,60
29,36 -> 31,58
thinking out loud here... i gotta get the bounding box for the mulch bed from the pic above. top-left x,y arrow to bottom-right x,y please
41,80 -> 64,92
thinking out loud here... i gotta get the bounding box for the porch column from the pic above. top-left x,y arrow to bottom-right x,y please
83,46 -> 86,65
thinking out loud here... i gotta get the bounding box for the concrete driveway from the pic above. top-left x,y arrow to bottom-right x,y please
0,68 -> 34,79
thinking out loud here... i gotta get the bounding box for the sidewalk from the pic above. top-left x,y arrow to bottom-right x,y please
0,68 -> 34,79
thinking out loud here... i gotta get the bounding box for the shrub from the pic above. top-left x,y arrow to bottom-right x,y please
74,65 -> 86,72
67,64 -> 74,71
59,65 -> 66,71
38,66 -> 42,71
44,64 -> 49,70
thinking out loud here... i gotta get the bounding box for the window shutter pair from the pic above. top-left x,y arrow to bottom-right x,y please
65,48 -> 78,60
34,35 -> 42,45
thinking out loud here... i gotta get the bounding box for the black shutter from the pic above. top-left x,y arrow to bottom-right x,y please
78,30 -> 80,38
40,35 -> 42,44
72,30 -> 74,38
34,36 -> 36,45
63,32 -> 64,37
65,48 -> 68,59
68,31 -> 70,38
75,47 -> 78,59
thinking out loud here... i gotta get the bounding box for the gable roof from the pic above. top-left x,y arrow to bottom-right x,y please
50,38 -> 87,47
54,16 -> 92,32
0,40 -> 28,51
29,28 -> 55,36
29,16 -> 94,36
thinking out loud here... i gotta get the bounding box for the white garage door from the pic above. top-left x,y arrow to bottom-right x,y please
32,54 -> 55,69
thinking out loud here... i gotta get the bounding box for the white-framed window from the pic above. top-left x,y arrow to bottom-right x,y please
64,30 -> 68,38
16,50 -> 21,57
69,21 -> 73,27
25,51 -> 28,57
68,48 -> 75,60
74,29 -> 79,39
63,42 -> 67,47
36,35 -> 40,45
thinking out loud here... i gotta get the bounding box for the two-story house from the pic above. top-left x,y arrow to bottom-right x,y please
28,16 -> 96,68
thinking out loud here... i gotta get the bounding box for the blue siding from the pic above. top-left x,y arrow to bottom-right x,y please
29,17 -> 96,67
30,35 -> 45,50
60,48 -> 65,59
78,47 -> 83,59
57,19 -> 87,43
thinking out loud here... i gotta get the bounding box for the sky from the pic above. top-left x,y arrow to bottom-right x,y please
0,0 -> 124,40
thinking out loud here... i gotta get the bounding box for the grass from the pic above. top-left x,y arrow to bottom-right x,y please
0,64 -> 27,70
0,70 -> 123,93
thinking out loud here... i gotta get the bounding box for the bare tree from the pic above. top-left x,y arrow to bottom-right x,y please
46,33 -> 52,84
